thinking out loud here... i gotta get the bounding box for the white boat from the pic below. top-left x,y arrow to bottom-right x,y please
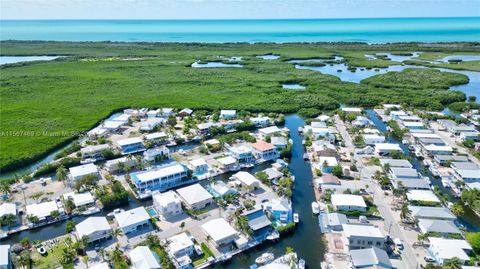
82,206 -> 101,216
255,253 -> 274,265
293,213 -> 299,223
402,139 -> 408,145
299,258 -> 306,269
107,208 -> 125,218
312,202 -> 320,215
298,127 -> 303,134
266,230 -> 280,240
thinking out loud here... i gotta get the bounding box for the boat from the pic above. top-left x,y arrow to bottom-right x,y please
266,230 -> 280,240
293,213 -> 299,223
303,153 -> 309,160
255,252 -> 274,265
298,127 -> 303,134
402,139 -> 408,145
311,202 -> 320,215
408,145 -> 416,151
107,208 -> 125,218
219,253 -> 232,262
299,258 -> 306,269
82,206 -> 101,216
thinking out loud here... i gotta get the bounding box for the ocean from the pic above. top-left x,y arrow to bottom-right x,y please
1,17 -> 479,43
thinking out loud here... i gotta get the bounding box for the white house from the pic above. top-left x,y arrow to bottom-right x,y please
231,171 -> 260,190
428,238 -> 473,266
374,143 -> 402,156
143,146 -> 171,162
105,157 -> 136,173
144,132 -> 168,144
389,110 -> 407,120
116,137 -> 145,155
228,145 -> 254,164
250,116 -> 270,127
114,207 -> 150,234
63,192 -> 95,209
388,167 -> 419,181
362,134 -> 385,145
202,218 -> 238,247
176,184 -> 213,210
130,162 -> 189,195
342,223 -> 385,250
152,191 -> 183,219
352,116 -> 372,127
379,159 -> 412,168
0,203 -> 16,220
409,206 -> 456,221
407,190 -> 440,204
140,118 -> 164,132
318,156 -> 338,173
251,140 -> 279,162
160,108 -> 174,117
220,110 -> 236,119
75,216 -> 112,244
69,163 -> 99,181
270,136 -> 288,149
259,126 -> 282,137
331,194 -> 367,212
129,246 -> 162,269
350,247 -> 393,269
209,181 -> 237,198
216,156 -> 239,171
0,245 -> 11,269
342,107 -> 362,114
26,201 -> 64,223
423,144 -> 453,155
189,158 -> 209,174
81,144 -> 110,160
167,232 -> 194,258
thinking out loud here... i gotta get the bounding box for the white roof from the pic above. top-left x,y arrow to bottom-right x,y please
411,133 -> 441,138
202,218 -> 237,242
102,120 -> 124,129
89,262 -> 110,269
250,116 -> 269,122
81,144 -> 110,154
204,139 -> 220,145
167,232 -> 194,255
153,191 -> 181,207
390,110 -> 407,116
331,194 -> 367,208
0,203 -> 16,217
117,137 -> 143,146
319,157 -> 338,167
114,207 -> 150,228
342,107 -> 362,113
111,114 -> 131,122
26,201 -> 59,219
221,110 -> 236,115
63,192 -> 95,207
229,145 -> 252,155
429,237 -> 472,261
343,223 -> 384,238
363,134 -> 385,140
88,127 -> 107,136
130,246 -> 161,269
403,121 -> 424,127
190,158 -> 207,167
233,171 -> 259,187
145,132 -> 167,140
375,143 -> 402,151
76,216 -> 111,239
217,156 -> 237,165
0,245 -> 10,267
133,163 -> 186,183
69,163 -> 98,178
407,190 -> 440,203
379,159 -> 412,168
424,144 -> 453,152
457,170 -> 480,179
176,184 -> 213,205
259,126 -> 281,135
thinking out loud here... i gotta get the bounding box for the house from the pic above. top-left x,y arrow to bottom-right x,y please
407,190 -> 440,204
197,122 -> 213,135
251,140 -> 279,162
428,238 -> 473,266
352,116 -> 372,127
129,246 -> 162,269
204,139 -> 220,148
147,109 -> 160,118
409,206 -> 456,221
209,181 -> 237,198
0,203 -> 16,222
228,145 -> 254,164
331,194 -> 367,212
311,141 -> 337,157
433,155 -> 469,166
342,223 -> 385,250
81,144 -> 110,160
152,191 -> 183,219
418,137 -> 446,146
75,216 -> 112,244
231,171 -> 260,190
362,134 -> 385,145
423,144 -> 453,155
26,201 -> 65,223
123,109 -> 146,118
105,157 -> 136,173
270,136 -> 288,149
167,232 -> 194,259
388,167 -> 419,181
402,121 -> 424,130
189,158 -> 209,174
342,107 -> 362,114
0,245 -> 11,269
116,137 -> 145,155
69,163 -> 99,181
311,121 -> 327,128
452,162 -> 480,183
263,168 -> 283,183
101,120 -> 124,133
259,126 -> 282,137
130,162 -> 189,195
220,119 -> 243,130
391,177 -> 430,190
143,146 -> 171,162
304,125 -> 336,142
350,247 -> 393,269
250,116 -> 270,127
374,143 -> 402,156
389,110 -> 407,120
87,126 -> 108,138
318,156 -> 338,173
140,118 -> 164,132
216,156 -> 239,171
176,184 -> 213,210
449,124 -> 477,136
241,207 -> 273,241
144,132 -> 168,144
315,174 -> 341,188
379,159 -> 412,168
202,218 -> 238,247
317,115 -> 331,122
63,192 -> 95,209
418,219 -> 461,236
178,108 -> 193,117
160,108 -> 174,117
114,207 -> 150,234
220,110 -> 236,119
398,115 -> 422,122
318,212 -> 348,233
264,197 -> 293,224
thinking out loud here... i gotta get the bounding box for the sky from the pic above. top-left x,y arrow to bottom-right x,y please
1,0 -> 479,20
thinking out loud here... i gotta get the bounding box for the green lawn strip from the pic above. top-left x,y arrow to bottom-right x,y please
192,243 -> 214,267
31,238 -> 69,269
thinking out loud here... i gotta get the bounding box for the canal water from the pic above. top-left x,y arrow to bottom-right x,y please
366,109 -> 480,232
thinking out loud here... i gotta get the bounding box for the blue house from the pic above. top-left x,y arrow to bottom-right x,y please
116,137 -> 145,155
264,197 -> 293,224
242,207 -> 273,242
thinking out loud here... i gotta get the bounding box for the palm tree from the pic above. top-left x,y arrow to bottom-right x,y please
17,250 -> 31,269
56,165 -> 68,184
443,257 -> 462,269
83,255 -> 90,268
400,204 -> 411,221
383,163 -> 391,173
0,181 -> 11,199
99,248 -> 105,262
112,228 -> 123,238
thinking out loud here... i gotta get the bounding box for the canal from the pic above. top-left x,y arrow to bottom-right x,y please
366,109 -> 480,232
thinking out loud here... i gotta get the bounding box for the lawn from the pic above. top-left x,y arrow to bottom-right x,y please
192,243 -> 214,267
0,41 -> 478,172
31,237 -> 70,269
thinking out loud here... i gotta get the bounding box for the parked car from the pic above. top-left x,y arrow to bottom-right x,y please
194,244 -> 204,256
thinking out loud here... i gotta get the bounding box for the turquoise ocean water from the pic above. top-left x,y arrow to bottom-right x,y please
1,17 -> 479,43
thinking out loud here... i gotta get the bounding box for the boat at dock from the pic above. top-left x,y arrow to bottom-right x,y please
107,208 -> 125,218
266,230 -> 280,241
81,206 -> 101,216
298,127 -> 303,134
312,202 -> 320,215
294,213 -> 299,223
255,252 -> 274,265
299,258 -> 306,269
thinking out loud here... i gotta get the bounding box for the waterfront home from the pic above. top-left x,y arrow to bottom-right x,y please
26,200 -> 65,223
402,121 -> 424,130
317,115 -> 331,122
263,197 -> 293,224
204,138 -> 220,148
63,192 -> 95,209
391,177 -> 430,190
178,108 -> 193,117
231,171 -> 260,190
116,137 -> 145,155
418,219 -> 461,236
152,191 -> 183,219
318,212 -> 348,233
423,144 -> 453,155
259,126 -> 282,137
459,130 -> 479,141
0,203 -> 16,222
123,109 -> 147,118
189,158 -> 209,175
87,126 -> 108,138
350,247 -> 393,269
69,163 -> 99,181
140,118 -> 164,132
143,146 -> 171,162
342,107 -> 362,114
250,116 -> 270,127
167,232 -> 194,259
270,136 -> 288,149
388,167 -> 419,181
450,124 -> 477,136
75,216 -> 112,244
409,206 -> 456,221
105,157 -> 136,173
318,156 -> 338,173
331,194 -> 367,212
362,134 -> 385,145
383,104 -> 401,110
304,126 -> 336,142
311,141 -> 337,157
220,119 -> 243,130
81,144 -> 110,160
144,132 -> 168,144
352,116 -> 372,127
197,122 -> 213,135
342,223 -> 385,250
160,108 -> 174,117
216,156 -> 239,171
220,109 -> 236,119
311,121 -> 327,128
0,245 -> 11,269
114,207 -> 150,234
398,115 -> 422,122
176,184 -> 213,210
433,155 -> 469,166
272,159 -> 288,171
451,162 -> 480,184
263,168 -> 283,183
417,137 -> 447,147
130,162 -> 189,195
315,174 -> 341,188
241,207 -> 273,241
201,218 -> 238,247
228,145 -> 254,164
147,109 -> 160,118
374,143 -> 402,156
251,140 -> 279,162
209,181 -> 237,198
406,190 -> 440,204
379,159 -> 412,169
101,120 -> 124,133
129,246 -> 162,269
389,110 -> 407,120
427,237 -> 473,266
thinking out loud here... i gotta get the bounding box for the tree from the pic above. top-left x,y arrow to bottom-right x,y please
400,204 -> 411,221
56,165 -> 68,183
332,165 -> 343,177
443,257 -> 462,269
113,228 -> 123,237
468,96 -> 477,102
50,210 -> 61,220
0,214 -> 17,227
285,246 -> 294,254
451,203 -> 464,216
18,250 -> 31,269
27,215 -> 39,224
83,255 -> 90,268
20,237 -> 30,249
167,116 -> 177,127
465,232 -> 480,253
0,181 -> 11,198
66,220 -> 76,233
180,221 -> 185,230
382,163 -> 391,173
